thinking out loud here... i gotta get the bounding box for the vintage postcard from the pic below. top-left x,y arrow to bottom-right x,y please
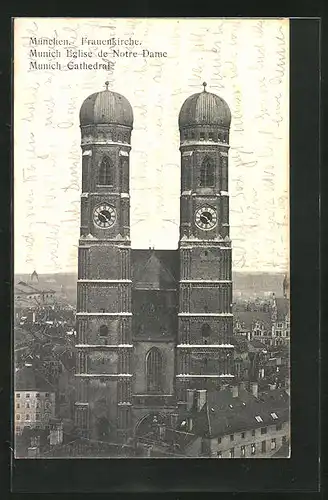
13,17 -> 290,458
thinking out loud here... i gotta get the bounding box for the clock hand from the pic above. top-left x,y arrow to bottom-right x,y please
99,212 -> 111,224
200,214 -> 210,224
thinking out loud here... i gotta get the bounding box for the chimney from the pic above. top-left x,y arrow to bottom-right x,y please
159,423 -> 166,440
195,389 -> 207,412
49,423 -> 63,446
170,413 -> 179,429
231,385 -> 239,398
239,382 -> 246,392
186,389 -> 195,411
250,382 -> 258,398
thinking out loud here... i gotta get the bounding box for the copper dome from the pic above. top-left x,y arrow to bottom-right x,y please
80,83 -> 133,127
179,83 -> 231,129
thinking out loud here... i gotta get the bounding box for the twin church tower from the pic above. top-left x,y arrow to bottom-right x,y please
75,81 -> 234,441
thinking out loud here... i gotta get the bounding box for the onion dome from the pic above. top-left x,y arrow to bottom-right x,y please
80,81 -> 133,127
179,82 -> 231,129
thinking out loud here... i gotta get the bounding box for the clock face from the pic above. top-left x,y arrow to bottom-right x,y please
195,206 -> 217,230
93,204 -> 116,228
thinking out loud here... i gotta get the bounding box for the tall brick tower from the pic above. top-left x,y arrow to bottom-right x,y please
176,82 -> 235,406
75,83 -> 133,441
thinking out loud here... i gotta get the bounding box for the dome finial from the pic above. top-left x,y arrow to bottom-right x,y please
202,82 -> 207,92
105,81 -> 109,91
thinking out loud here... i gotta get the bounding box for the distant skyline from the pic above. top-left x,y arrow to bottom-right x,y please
14,18 -> 289,274
14,270 -> 288,277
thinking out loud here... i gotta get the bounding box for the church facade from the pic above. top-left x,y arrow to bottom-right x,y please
75,82 -> 235,442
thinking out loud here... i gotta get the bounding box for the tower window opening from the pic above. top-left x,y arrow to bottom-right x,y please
99,325 -> 108,337
146,347 -> 163,393
209,132 -> 215,141
201,323 -> 211,340
98,156 -> 113,186
200,157 -> 214,187
200,131 -> 205,140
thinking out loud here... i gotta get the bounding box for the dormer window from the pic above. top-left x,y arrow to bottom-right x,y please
271,412 -> 278,420
255,415 -> 263,423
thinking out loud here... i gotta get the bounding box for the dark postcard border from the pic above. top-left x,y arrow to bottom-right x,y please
6,18 -> 320,494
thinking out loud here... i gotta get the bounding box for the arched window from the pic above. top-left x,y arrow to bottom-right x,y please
200,157 -> 214,187
201,323 -> 211,345
146,347 -> 163,393
99,325 -> 108,337
201,324 -> 211,338
98,156 -> 113,186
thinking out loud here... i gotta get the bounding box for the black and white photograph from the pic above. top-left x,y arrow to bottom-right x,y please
13,17 -> 290,458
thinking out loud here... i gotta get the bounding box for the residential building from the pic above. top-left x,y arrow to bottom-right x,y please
14,364 -> 56,435
134,385 -> 290,458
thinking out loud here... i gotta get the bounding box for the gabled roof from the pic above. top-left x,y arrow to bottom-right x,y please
131,250 -> 178,290
15,364 -> 54,392
15,281 -> 55,295
248,339 -> 268,351
182,387 -> 289,439
234,311 -> 272,332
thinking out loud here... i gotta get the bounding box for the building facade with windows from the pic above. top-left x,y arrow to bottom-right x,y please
74,82 -> 235,443
14,365 -> 56,435
127,384 -> 290,458
175,385 -> 290,458
271,297 -> 290,346
233,295 -> 290,347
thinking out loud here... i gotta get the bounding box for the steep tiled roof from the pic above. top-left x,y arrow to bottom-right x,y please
15,364 -> 54,392
182,387 -> 289,438
248,339 -> 268,351
234,311 -> 272,332
131,250 -> 178,290
15,281 -> 55,295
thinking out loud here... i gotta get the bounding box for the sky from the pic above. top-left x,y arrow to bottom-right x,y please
14,18 -> 289,274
